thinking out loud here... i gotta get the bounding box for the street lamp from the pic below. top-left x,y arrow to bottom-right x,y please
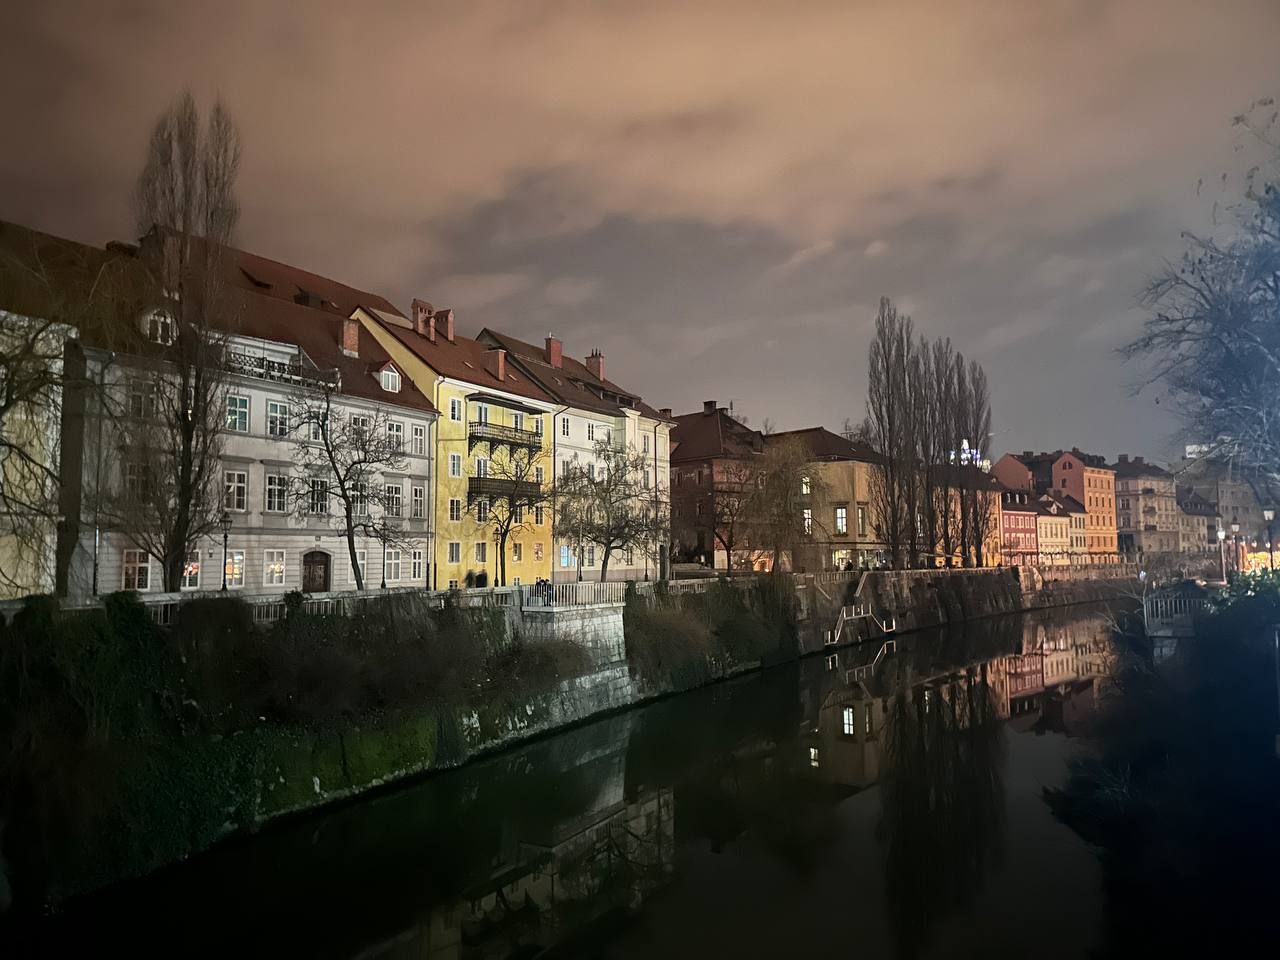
1232,515 -> 1241,575
1217,525 -> 1227,582
1265,507 -> 1275,571
220,511 -> 233,591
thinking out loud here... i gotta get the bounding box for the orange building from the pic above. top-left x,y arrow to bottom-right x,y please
993,449 -> 1118,562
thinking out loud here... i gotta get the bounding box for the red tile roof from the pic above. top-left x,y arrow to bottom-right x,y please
224,244 -> 405,318
670,406 -> 765,463
766,426 -> 879,463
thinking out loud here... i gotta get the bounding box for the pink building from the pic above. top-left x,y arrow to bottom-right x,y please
999,488 -> 1039,565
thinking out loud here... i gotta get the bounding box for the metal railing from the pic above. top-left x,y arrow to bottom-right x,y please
524,580 -> 628,607
468,420 -> 543,449
1144,594 -> 1211,623
467,476 -> 543,502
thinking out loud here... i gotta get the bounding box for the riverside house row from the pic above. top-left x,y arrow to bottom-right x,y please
0,219 -> 673,599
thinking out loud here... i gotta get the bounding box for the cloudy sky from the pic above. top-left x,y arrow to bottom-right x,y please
3,1 -> 1277,458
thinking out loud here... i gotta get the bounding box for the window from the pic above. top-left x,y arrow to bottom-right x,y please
476,404 -> 489,424
224,470 -> 247,511
587,422 -> 596,441
514,504 -> 523,523
412,485 -> 425,519
448,578 -> 460,590
561,417 -> 570,438
263,549 -> 286,586
535,506 -> 544,524
267,400 -> 290,438
801,475 -> 811,495
560,544 -> 572,568
351,551 -> 366,583
385,549 -> 402,581
643,434 -> 650,454
448,541 -> 461,563
857,503 -> 868,536
380,367 -> 401,392
475,541 -> 487,563
475,457 -> 489,478
803,508 -> 813,535
562,459 -> 572,478
146,310 -> 174,345
265,474 -> 289,513
586,545 -> 597,566
449,397 -> 463,421
535,465 -> 545,485
696,501 -> 704,517
124,459 -> 150,499
411,549 -> 424,580
412,424 -> 425,455
842,706 -> 856,736
476,499 -> 490,522
309,478 -> 329,514
533,542 -> 544,561
180,553 -> 201,590
835,506 -> 847,535
350,414 -> 370,440
532,416 -> 543,435
865,706 -> 874,736
642,472 -> 651,490
226,395 -> 249,432
512,577 -> 521,587
449,498 -> 462,522
309,416 -> 325,442
809,747 -> 820,768
352,481 -> 368,516
513,412 -> 524,431
449,453 -> 462,477
122,549 -> 150,591
386,421 -> 404,450
385,483 -> 403,517
226,550 -> 245,589
512,542 -> 523,562
128,382 -> 158,419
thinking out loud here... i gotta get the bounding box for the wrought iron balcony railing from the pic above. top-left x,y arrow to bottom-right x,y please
467,476 -> 543,503
468,420 -> 543,451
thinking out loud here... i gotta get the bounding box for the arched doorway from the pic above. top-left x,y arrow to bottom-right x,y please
302,550 -> 331,593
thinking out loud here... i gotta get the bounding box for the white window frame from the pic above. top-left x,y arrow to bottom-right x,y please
265,474 -> 289,513
224,470 -> 248,512
309,478 -> 329,514
122,549 -> 150,591
476,498 -> 490,522
181,552 -> 201,590
411,549 -> 424,580
412,485 -> 425,519
449,397 -> 463,421
226,395 -> 250,433
587,422 -> 596,441
448,498 -> 462,522
226,549 -> 245,589
385,548 -> 402,581
352,550 -> 366,583
475,541 -> 487,563
448,541 -> 461,564
263,549 -> 286,586
412,423 -> 426,455
267,400 -> 290,438
386,421 -> 404,450
512,542 -> 523,562
380,367 -> 401,393
385,483 -> 403,518
449,453 -> 462,478
475,457 -> 489,478
560,416 -> 569,438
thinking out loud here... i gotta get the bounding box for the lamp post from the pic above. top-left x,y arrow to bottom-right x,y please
1217,525 -> 1227,582
1265,507 -> 1275,572
1231,515 -> 1241,576
220,511 -> 233,591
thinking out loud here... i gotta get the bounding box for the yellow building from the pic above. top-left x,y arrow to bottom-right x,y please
360,302 -> 557,588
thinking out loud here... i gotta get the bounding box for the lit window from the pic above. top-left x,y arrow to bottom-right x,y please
385,549 -> 402,581
809,747 -> 820,768
834,505 -> 848,535
122,549 -> 150,591
226,395 -> 249,432
385,484 -> 403,517
842,706 -> 856,736
412,485 -> 425,519
533,542 -> 544,561
857,504 -> 868,536
475,541 -> 487,563
801,475 -> 811,495
267,400 -> 290,438
226,550 -> 245,589
181,553 -> 201,590
380,367 -> 401,393
803,508 -> 813,535
146,310 -> 174,345
448,541 -> 461,563
449,453 -> 462,477
263,549 -> 286,586
224,471 -> 248,511
412,424 -> 426,455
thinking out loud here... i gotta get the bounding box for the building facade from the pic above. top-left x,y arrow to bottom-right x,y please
996,449 -> 1118,561
999,488 -> 1039,566
1112,454 -> 1178,555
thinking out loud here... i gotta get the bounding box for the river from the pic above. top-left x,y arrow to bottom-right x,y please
11,601 -> 1280,958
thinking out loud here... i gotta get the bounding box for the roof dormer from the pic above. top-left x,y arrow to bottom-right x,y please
379,362 -> 401,393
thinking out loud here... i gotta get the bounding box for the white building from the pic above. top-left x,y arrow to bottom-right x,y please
63,247 -> 437,600
477,331 -> 673,582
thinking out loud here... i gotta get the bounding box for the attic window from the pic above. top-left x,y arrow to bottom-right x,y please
144,310 -> 174,345
380,366 -> 401,393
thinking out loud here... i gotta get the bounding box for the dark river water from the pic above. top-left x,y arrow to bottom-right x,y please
12,602 -> 1280,958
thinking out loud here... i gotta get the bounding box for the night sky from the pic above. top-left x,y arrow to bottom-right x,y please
3,1 -> 1277,457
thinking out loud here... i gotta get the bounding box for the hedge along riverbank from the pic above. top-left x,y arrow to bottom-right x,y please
0,591 -> 592,909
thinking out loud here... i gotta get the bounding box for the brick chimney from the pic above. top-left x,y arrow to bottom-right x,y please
487,347 -> 506,383
436,308 -> 455,343
545,334 -> 563,369
412,298 -> 434,340
1022,451 -> 1034,459
1118,454 -> 1129,464
659,407 -> 672,418
703,400 -> 717,414
1133,456 -> 1144,465
586,349 -> 605,381
341,316 -> 360,357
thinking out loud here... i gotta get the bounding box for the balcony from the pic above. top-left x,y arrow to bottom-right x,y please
225,350 -> 337,389
468,420 -> 542,453
467,476 -> 542,504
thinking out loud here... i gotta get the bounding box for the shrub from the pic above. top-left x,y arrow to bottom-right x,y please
624,604 -> 715,691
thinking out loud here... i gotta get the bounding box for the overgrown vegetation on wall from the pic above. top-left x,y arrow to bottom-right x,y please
623,575 -> 799,691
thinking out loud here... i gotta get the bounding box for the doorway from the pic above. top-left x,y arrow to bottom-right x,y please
302,550 -> 331,593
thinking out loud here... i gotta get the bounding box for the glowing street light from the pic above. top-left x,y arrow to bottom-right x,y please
1265,507 -> 1275,571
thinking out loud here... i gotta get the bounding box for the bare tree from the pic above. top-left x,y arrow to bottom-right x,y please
708,458 -> 761,573
931,339 -> 961,567
97,93 -> 241,591
472,444 -> 550,586
864,298 -> 914,567
1124,98 -> 1280,490
962,360 -> 995,566
756,434 -> 829,572
556,438 -> 667,581
291,382 -> 411,590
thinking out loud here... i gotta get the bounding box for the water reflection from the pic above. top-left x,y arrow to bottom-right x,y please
17,605 -> 1125,958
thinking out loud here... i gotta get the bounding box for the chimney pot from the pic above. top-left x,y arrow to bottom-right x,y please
341,316 -> 360,358
703,400 -> 717,414
1134,456 -> 1144,465
1119,454 -> 1129,463
545,334 -> 563,369
586,348 -> 605,381
659,407 -> 672,418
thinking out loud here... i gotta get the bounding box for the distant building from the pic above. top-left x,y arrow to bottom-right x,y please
1111,454 -> 1178,555
1176,486 -> 1218,554
999,488 -> 1039,566
995,449 -> 1118,561
1038,492 -> 1087,561
1172,451 -> 1273,546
